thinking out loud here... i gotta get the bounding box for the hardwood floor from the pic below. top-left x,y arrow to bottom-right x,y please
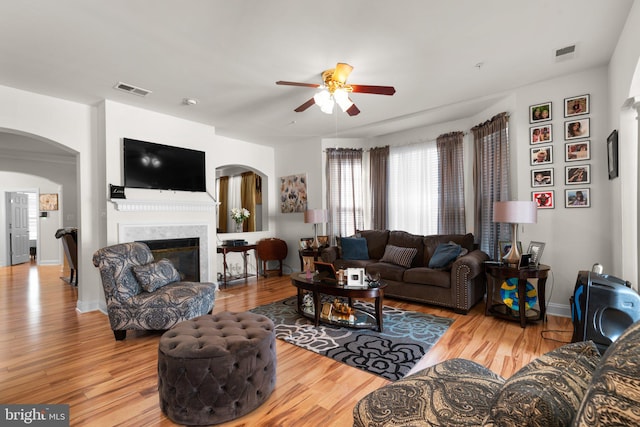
0,262 -> 573,426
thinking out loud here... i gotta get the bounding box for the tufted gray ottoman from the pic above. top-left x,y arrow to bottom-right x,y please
158,311 -> 276,425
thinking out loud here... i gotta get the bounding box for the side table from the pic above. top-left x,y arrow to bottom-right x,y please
217,244 -> 258,287
484,263 -> 550,328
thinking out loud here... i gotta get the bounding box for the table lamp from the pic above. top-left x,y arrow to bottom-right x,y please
493,201 -> 537,266
304,209 -> 328,249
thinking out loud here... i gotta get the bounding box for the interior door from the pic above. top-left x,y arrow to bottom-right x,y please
10,192 -> 30,265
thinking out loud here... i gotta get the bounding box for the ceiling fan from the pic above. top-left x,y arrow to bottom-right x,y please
276,63 -> 396,116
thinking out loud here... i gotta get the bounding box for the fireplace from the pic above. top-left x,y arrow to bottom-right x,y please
139,238 -> 200,282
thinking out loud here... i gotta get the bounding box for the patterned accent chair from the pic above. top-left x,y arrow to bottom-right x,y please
354,319 -> 640,426
93,242 -> 217,340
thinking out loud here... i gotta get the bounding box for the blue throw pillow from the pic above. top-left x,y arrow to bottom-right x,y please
429,242 -> 462,269
341,237 -> 369,260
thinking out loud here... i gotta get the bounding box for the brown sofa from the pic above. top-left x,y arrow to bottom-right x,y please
321,230 -> 489,314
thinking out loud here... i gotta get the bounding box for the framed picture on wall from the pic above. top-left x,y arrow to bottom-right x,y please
565,118 -> 590,140
565,141 -> 590,162
532,190 -> 554,209
530,145 -> 553,165
564,94 -> 590,117
530,124 -> 552,144
531,168 -> 553,187
39,193 -> 59,211
607,130 -> 619,179
565,165 -> 591,185
565,188 -> 590,208
529,102 -> 552,123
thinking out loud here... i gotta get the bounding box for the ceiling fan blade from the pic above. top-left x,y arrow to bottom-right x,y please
294,98 -> 316,112
332,63 -> 353,84
346,103 -> 360,116
350,84 -> 396,96
276,81 -> 321,89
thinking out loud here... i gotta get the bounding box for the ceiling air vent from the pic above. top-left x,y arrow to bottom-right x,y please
113,82 -> 152,97
554,44 -> 576,61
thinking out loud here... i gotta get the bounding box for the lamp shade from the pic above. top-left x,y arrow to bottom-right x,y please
304,209 -> 328,224
493,201 -> 537,224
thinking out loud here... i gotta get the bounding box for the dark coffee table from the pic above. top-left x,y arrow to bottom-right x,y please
291,274 -> 386,332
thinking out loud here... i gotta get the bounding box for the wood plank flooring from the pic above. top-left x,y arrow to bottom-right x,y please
0,263 -> 572,426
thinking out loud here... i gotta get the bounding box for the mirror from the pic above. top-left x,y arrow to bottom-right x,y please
216,165 -> 267,233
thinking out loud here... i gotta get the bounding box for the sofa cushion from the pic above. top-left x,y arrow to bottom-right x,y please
340,237 -> 369,260
380,245 -> 418,268
429,242 -> 463,269
404,267 -> 451,288
132,258 -> 181,292
424,233 -> 474,265
388,231 -> 425,267
484,341 -> 601,427
574,319 -> 640,426
366,262 -> 406,282
357,229 -> 390,259
353,358 -> 505,427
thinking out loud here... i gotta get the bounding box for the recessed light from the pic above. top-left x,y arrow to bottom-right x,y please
182,98 -> 198,106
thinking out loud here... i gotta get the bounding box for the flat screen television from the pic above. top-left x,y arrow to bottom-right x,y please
123,138 -> 206,192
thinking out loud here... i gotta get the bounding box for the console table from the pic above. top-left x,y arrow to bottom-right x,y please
484,263 -> 550,328
217,244 -> 258,287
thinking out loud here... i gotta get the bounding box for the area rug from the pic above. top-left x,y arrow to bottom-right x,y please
250,296 -> 454,380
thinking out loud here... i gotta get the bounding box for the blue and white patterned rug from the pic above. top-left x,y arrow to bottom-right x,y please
250,296 -> 454,381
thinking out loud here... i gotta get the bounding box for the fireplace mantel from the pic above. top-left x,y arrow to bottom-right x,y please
112,199 -> 216,212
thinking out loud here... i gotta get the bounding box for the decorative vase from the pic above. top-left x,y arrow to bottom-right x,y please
235,221 -> 243,232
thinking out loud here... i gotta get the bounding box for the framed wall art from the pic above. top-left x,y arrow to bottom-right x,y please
280,173 -> 307,213
565,188 -> 590,208
565,165 -> 590,185
607,130 -> 618,179
565,141 -> 590,162
39,193 -> 59,211
530,124 -> 552,144
532,190 -> 554,209
530,145 -> 553,165
531,168 -> 553,187
565,118 -> 590,140
529,102 -> 552,123
564,94 -> 590,117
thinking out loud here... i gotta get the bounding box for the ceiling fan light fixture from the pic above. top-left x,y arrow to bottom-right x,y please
313,88 -> 334,114
333,89 -> 353,112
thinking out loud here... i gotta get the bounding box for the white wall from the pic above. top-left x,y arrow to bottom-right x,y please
100,100 -> 276,293
0,85 -> 97,310
609,1 -> 640,288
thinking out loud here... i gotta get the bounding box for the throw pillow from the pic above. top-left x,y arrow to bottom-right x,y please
341,237 -> 369,260
428,242 -> 462,269
380,245 -> 418,268
484,341 -> 601,427
132,258 -> 181,292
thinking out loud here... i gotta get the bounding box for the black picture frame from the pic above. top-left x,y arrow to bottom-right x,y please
529,102 -> 552,124
607,130 -> 619,179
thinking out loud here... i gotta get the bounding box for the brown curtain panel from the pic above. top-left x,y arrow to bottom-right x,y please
472,112 -> 510,259
436,132 -> 465,234
218,176 -> 229,232
240,172 -> 257,232
369,146 -> 389,230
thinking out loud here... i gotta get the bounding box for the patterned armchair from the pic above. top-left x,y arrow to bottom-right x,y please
93,242 -> 217,341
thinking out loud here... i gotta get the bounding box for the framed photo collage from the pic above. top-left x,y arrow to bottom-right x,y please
529,94 -> 591,209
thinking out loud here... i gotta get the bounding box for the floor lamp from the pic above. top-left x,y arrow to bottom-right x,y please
493,201 -> 538,266
304,209 -> 328,249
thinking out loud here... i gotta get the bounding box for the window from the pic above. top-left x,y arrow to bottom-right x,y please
326,148 -> 364,238
387,142 -> 439,235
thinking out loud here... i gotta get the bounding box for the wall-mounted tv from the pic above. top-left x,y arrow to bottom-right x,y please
123,138 -> 206,192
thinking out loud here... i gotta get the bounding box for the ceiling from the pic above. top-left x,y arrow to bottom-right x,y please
0,0 -> 634,153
